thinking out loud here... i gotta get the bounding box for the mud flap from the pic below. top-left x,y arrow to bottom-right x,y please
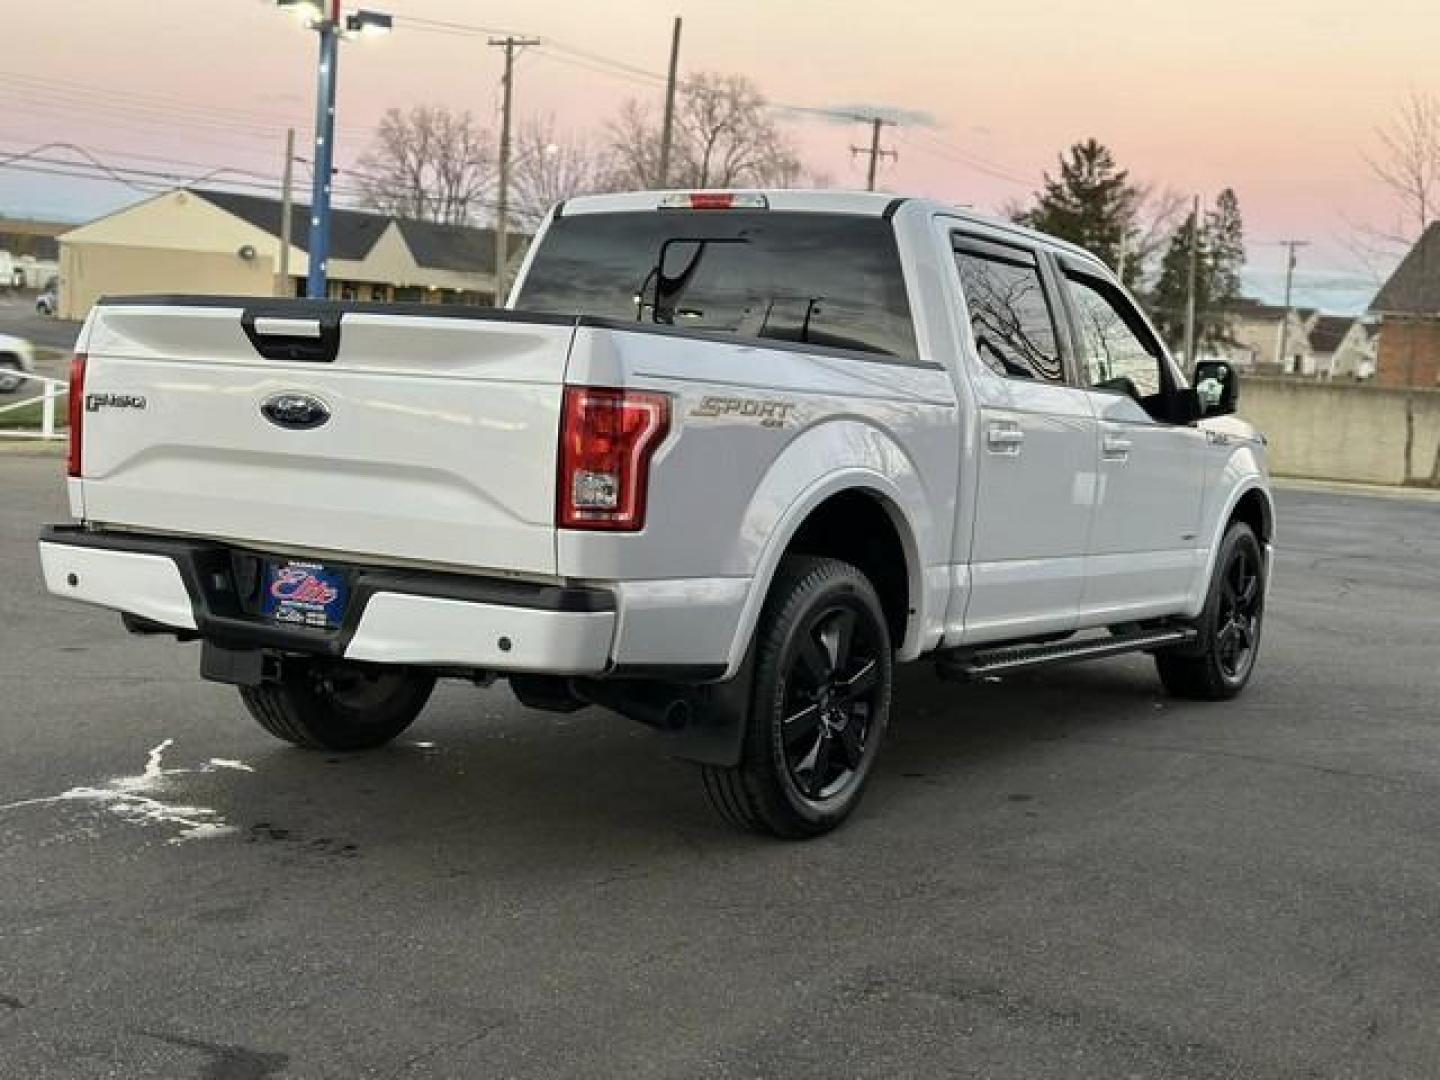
652,651 -> 755,768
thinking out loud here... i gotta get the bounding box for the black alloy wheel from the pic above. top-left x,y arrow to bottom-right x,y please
1215,542 -> 1262,682
701,555 -> 894,838
780,604 -> 883,801
1156,521 -> 1265,700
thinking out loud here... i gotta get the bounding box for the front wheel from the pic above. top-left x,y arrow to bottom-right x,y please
239,661 -> 435,750
1155,522 -> 1265,700
700,556 -> 893,839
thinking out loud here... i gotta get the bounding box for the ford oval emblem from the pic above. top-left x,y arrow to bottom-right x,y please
261,392 -> 330,431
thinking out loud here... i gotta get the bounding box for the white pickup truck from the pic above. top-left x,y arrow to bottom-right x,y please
39,190 -> 1273,838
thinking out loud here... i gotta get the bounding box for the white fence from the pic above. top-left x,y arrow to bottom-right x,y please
0,370 -> 67,440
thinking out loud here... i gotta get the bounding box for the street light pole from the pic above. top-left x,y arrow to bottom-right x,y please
276,1 -> 391,300
305,0 -> 341,300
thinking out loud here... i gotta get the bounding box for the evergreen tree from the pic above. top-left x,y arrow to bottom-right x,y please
1152,211 -> 1205,350
1206,188 -> 1246,311
1014,139 -> 1140,282
1151,189 -> 1247,354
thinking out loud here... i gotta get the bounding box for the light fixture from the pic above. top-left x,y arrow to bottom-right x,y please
346,10 -> 392,34
275,0 -> 323,22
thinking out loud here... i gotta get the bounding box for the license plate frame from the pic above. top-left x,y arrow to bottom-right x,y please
259,559 -> 350,631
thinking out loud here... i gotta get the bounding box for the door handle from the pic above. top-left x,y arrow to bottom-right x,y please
986,422 -> 1025,453
1102,434 -> 1133,460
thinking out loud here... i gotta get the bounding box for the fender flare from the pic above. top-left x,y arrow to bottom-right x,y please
1190,478 -> 1275,613
720,466 -> 929,679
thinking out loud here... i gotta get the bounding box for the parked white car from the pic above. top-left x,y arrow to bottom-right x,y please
38,190 -> 1273,837
0,332 -> 35,393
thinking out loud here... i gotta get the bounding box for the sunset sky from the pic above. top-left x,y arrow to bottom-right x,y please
4,0 -> 1430,313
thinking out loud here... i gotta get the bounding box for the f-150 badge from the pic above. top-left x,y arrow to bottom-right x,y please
692,395 -> 796,428
85,393 -> 147,412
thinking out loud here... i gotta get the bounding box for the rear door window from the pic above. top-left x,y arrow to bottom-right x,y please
951,236 -> 1064,383
516,210 -> 920,363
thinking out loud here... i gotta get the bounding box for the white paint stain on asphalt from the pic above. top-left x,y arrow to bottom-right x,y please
0,740 -> 251,843
206,759 -> 255,773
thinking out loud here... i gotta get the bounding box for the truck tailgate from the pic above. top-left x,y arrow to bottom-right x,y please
77,302 -> 575,576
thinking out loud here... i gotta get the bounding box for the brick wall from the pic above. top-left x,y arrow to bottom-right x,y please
1376,318 -> 1440,388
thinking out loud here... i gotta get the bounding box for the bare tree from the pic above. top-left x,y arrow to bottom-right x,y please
1362,91 -> 1440,484
1127,183 -> 1187,287
607,72 -> 803,189
1366,90 -> 1440,248
509,119 -> 620,230
356,106 -> 496,225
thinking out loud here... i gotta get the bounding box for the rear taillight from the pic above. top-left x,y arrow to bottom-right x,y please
557,386 -> 670,531
66,354 -> 86,478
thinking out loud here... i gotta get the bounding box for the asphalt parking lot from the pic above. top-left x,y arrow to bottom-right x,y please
0,296 -> 81,363
3,452 -> 1439,1079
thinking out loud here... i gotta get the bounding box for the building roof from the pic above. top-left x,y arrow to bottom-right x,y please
0,217 -> 67,260
1371,222 -> 1440,314
195,189 -> 390,261
193,189 -> 519,271
1227,297 -> 1316,324
395,217 -> 498,272
1308,315 -> 1354,354
1228,298 -> 1289,321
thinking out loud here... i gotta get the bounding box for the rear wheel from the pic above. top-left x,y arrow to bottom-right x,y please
701,556 -> 893,839
239,661 -> 435,750
1156,522 -> 1265,700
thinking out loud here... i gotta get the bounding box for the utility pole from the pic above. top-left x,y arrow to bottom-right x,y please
850,117 -> 897,191
1182,194 -> 1200,373
279,127 -> 295,297
657,16 -> 682,188
1274,239 -> 1310,372
490,34 -> 542,306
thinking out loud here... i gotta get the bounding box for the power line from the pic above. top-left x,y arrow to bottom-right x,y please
0,137 -> 277,180
893,129 -> 1031,187
0,152 -> 371,203
0,71 -> 321,134
0,70 -> 372,141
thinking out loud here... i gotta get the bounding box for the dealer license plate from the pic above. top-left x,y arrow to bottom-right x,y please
260,560 -> 349,630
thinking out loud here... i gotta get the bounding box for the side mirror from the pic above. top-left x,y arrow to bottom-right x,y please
1193,360 -> 1239,417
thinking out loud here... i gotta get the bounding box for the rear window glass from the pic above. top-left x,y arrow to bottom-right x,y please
516,210 -> 919,362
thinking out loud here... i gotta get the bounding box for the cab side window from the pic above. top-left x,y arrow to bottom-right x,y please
953,238 -> 1064,383
1064,271 -> 1168,404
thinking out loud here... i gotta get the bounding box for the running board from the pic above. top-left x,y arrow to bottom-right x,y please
936,626 -> 1197,682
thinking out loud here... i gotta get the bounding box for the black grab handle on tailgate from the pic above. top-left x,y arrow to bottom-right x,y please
241,307 -> 343,363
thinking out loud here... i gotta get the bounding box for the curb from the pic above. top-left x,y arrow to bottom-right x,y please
1273,476 -> 1440,503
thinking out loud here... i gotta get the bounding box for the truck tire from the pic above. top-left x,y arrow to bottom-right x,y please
1155,522 -> 1265,701
701,556 -> 893,839
0,356 -> 21,394
239,661 -> 435,751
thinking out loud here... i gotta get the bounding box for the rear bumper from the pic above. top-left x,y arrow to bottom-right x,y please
38,526 -> 617,675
